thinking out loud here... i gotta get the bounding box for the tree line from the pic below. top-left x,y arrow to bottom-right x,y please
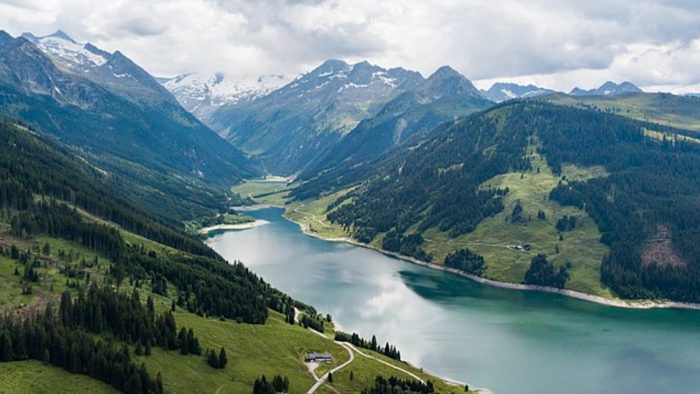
334,331 -> 401,361
361,376 -> 435,394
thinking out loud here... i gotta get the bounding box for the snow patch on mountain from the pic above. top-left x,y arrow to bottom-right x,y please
22,31 -> 109,71
482,82 -> 557,102
161,72 -> 291,119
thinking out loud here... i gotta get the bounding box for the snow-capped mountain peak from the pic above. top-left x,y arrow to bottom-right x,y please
22,30 -> 109,70
160,72 -> 291,119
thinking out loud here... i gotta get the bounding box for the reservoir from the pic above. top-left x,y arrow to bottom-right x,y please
207,207 -> 700,394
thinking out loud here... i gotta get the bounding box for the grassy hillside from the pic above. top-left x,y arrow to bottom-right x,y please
0,228 -> 469,394
541,92 -> 700,131
0,361 -> 118,394
421,145 -> 612,297
232,180 -> 292,207
289,101 -> 700,303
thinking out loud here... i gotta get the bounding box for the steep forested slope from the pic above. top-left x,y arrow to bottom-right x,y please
0,31 -> 257,222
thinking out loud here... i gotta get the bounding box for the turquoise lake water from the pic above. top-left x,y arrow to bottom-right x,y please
207,207 -> 700,394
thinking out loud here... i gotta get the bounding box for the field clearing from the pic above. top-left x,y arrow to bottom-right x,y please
232,180 -> 292,207
422,147 -> 613,298
0,360 -> 117,394
328,349 -> 466,394
644,128 -> 700,145
0,235 -> 110,314
285,188 -> 354,239
545,93 -> 700,131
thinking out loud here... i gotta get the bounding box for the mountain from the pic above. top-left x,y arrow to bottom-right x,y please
482,82 -> 556,102
159,72 -> 290,121
208,59 -> 424,175
413,65 -> 484,100
0,30 -> 257,221
292,101 -> 700,303
21,30 -> 179,109
300,65 -> 492,178
569,81 -> 642,96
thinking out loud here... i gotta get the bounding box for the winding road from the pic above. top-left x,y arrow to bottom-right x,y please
302,319 -> 425,393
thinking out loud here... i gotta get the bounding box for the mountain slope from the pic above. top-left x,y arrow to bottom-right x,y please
300,66 -> 492,178
209,59 -> 424,175
482,82 -> 556,102
159,72 -> 289,121
0,30 -> 257,221
292,102 -> 700,303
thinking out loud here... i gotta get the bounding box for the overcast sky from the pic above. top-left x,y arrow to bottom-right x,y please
2,0 -> 700,93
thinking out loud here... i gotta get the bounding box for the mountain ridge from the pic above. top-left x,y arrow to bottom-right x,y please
0,30 -> 258,221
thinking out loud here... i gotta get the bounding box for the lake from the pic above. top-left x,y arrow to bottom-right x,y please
207,207 -> 700,394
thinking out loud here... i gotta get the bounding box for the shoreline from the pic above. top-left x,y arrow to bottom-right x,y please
199,219 -> 268,235
285,215 -> 700,311
233,203 -> 279,212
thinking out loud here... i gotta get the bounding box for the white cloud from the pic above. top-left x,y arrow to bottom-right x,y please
1,0 -> 699,93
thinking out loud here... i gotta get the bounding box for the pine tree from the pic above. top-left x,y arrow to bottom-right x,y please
178,328 -> 188,354
207,349 -> 219,368
218,347 -> 227,368
135,341 -> 144,356
42,242 -> 50,255
156,373 -> 164,394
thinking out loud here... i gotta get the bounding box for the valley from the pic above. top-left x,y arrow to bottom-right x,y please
2,6 -> 700,392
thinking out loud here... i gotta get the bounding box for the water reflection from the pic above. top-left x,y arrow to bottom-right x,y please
207,208 -> 700,394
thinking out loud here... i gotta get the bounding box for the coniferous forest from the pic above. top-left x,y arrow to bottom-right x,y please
0,117 -> 302,391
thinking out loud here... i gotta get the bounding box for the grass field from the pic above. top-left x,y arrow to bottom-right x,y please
0,360 -> 117,394
131,291 -> 470,394
232,180 -> 292,207
421,146 -> 613,297
545,93 -> 700,131
644,128 -> 700,145
285,188 -> 355,240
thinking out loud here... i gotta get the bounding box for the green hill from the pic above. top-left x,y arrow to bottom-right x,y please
291,102 -> 700,303
539,92 -> 700,131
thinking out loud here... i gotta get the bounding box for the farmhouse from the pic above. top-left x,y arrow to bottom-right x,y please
305,352 -> 332,363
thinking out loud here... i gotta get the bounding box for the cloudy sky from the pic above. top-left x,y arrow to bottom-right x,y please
2,0 -> 700,93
